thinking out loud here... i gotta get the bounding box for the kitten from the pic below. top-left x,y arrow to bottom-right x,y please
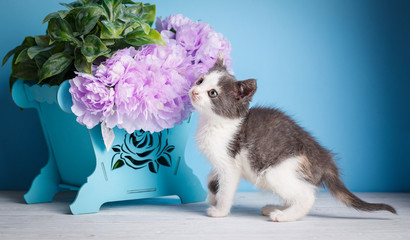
189,56 -> 396,222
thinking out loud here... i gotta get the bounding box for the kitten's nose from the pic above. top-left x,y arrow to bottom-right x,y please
192,91 -> 199,96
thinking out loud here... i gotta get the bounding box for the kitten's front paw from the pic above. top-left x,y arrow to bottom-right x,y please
207,206 -> 229,218
208,195 -> 217,206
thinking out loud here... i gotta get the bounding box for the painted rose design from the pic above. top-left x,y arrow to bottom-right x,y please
111,129 -> 175,173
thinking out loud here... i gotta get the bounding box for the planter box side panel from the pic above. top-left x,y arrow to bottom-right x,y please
13,80 -> 97,187
38,102 -> 96,187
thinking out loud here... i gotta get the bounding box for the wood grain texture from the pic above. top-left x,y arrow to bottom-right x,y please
0,191 -> 409,240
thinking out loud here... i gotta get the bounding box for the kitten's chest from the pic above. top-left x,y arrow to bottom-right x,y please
196,117 -> 242,163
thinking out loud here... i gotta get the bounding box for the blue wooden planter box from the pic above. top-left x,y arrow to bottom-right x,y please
12,79 -> 206,214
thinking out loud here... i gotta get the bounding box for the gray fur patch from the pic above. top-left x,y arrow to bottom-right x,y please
208,178 -> 219,195
229,107 -> 333,186
207,70 -> 256,119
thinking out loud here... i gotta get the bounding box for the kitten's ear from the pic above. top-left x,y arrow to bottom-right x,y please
213,51 -> 226,69
235,79 -> 257,101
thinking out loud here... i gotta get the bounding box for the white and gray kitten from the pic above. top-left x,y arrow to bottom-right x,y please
189,56 -> 396,222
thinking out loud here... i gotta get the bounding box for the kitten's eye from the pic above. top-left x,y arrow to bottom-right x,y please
208,89 -> 218,98
196,77 -> 204,85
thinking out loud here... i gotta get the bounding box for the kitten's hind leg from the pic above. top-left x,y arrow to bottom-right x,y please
269,189 -> 315,222
261,205 -> 286,216
264,158 -> 317,222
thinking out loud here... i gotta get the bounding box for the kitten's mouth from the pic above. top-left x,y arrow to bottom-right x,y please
190,94 -> 199,104
189,90 -> 200,103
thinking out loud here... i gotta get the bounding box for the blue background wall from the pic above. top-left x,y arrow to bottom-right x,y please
0,0 -> 409,192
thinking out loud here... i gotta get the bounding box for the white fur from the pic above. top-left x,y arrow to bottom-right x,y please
237,152 -> 317,221
190,70 -> 245,217
261,157 -> 317,222
196,114 -> 243,217
189,71 -> 223,116
191,71 -> 317,222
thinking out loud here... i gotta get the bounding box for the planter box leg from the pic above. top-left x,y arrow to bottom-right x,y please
24,156 -> 61,204
69,172 -> 105,214
69,190 -> 103,215
174,161 -> 207,204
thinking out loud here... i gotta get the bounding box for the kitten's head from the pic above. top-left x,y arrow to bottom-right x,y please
189,56 -> 257,119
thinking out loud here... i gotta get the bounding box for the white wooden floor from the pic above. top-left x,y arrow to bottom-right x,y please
0,191 -> 408,240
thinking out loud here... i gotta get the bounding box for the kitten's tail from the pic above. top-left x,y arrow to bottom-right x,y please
322,163 -> 397,214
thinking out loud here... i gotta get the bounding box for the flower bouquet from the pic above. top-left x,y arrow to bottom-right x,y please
4,0 -> 232,214
70,13 -> 232,148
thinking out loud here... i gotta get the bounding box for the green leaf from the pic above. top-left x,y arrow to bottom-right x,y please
103,0 -> 114,21
126,4 -> 143,16
27,46 -> 54,59
140,22 -> 151,35
125,13 -> 150,34
79,0 -> 99,4
124,4 -> 155,26
64,7 -> 83,31
52,42 -> 66,54
81,35 -> 109,62
11,57 -> 38,80
39,52 -> 73,82
60,3 -> 73,9
103,0 -> 121,22
15,48 -> 29,64
34,35 -> 51,48
60,2 -> 82,10
123,0 -> 137,4
113,3 -> 125,22
76,6 -> 103,35
125,29 -> 165,47
42,10 -> 68,24
112,159 -> 124,169
103,51 -> 114,59
45,62 -> 74,86
22,36 -> 36,47
100,20 -> 126,39
139,4 -> 155,27
2,46 -> 23,66
47,18 -> 81,45
102,39 -> 115,46
74,48 -> 92,74
8,44 -> 38,90
34,51 -> 52,69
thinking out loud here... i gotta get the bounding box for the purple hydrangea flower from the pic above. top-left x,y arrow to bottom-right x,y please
156,14 -> 193,33
69,72 -> 115,129
113,43 -> 193,133
70,44 -> 193,133
94,47 -> 138,87
70,14 -> 233,133
156,14 -> 233,83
